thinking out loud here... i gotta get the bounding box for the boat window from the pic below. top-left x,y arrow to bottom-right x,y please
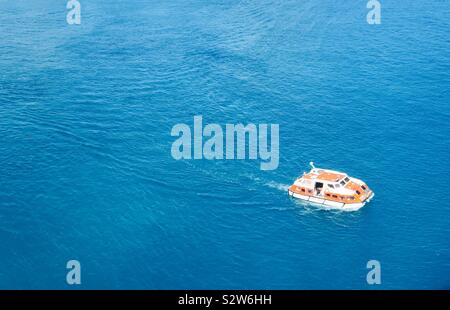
328,184 -> 334,189
350,197 -> 355,200
356,190 -> 361,195
335,184 -> 340,188
345,177 -> 350,182
301,188 -> 305,192
332,195 -> 338,198
340,180 -> 345,185
361,185 -> 366,190
325,193 -> 330,197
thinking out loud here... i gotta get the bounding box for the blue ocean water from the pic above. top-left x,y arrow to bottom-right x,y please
0,0 -> 449,289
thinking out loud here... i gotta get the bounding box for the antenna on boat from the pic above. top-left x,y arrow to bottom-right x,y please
309,161 -> 315,169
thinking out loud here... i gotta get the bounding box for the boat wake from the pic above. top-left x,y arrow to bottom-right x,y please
265,181 -> 290,192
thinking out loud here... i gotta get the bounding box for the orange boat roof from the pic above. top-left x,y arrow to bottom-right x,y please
318,172 -> 345,182
303,171 -> 345,182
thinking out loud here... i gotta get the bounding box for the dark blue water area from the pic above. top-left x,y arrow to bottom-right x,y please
0,1 -> 449,289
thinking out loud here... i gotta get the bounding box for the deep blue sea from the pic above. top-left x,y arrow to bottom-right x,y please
0,0 -> 449,289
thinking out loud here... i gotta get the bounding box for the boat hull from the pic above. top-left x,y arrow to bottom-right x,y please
288,190 -> 375,211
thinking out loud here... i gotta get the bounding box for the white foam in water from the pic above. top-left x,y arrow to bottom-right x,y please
241,174 -> 289,192
265,181 -> 290,192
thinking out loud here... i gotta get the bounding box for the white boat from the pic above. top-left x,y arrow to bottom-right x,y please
288,162 -> 375,211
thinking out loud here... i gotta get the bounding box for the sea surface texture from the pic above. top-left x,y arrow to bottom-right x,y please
0,0 -> 449,289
